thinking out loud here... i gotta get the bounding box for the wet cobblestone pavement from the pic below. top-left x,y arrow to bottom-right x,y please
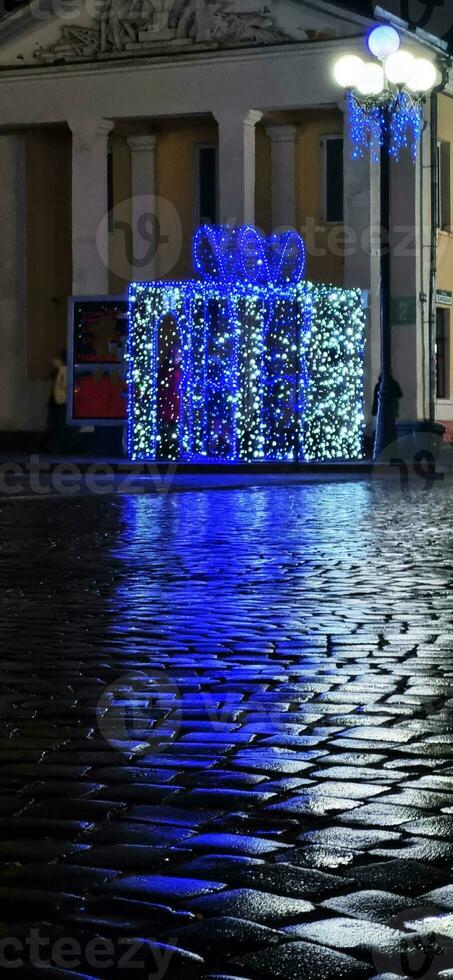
2,479 -> 453,978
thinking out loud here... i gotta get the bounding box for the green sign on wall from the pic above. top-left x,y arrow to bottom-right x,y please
391,297 -> 417,326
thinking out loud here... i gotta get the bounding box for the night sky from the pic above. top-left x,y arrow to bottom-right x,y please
341,0 -> 453,51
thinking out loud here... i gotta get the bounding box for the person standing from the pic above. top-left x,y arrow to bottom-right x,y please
370,373 -> 403,455
52,349 -> 68,453
41,349 -> 68,453
372,374 -> 403,420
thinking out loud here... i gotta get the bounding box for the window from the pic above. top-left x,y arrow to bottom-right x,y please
436,307 -> 449,400
437,140 -> 451,231
194,144 -> 218,226
322,135 -> 344,224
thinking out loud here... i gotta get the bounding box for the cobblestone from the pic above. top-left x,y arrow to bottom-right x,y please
237,939 -> 371,978
3,482 -> 453,977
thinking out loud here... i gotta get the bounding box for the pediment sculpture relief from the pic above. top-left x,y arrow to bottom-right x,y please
34,0 -> 338,63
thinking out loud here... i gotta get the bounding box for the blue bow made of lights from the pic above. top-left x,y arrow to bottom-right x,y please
193,224 -> 306,287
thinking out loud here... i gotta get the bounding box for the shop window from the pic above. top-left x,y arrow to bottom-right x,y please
437,141 -> 451,231
321,135 -> 344,224
436,307 -> 449,400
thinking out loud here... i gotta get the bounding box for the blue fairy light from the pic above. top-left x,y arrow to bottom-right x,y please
347,89 -> 423,164
388,90 -> 423,162
347,91 -> 383,163
127,227 -> 365,463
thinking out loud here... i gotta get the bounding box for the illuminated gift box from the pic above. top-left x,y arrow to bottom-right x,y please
127,226 -> 365,462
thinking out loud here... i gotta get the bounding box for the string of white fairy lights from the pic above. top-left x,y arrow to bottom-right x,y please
127,226 -> 365,462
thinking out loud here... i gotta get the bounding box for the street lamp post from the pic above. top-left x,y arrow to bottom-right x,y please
334,25 -> 438,459
378,105 -> 395,457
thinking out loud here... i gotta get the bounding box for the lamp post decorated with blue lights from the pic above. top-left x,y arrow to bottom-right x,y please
334,25 -> 438,458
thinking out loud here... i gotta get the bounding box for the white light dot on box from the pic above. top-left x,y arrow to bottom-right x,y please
127,226 -> 365,462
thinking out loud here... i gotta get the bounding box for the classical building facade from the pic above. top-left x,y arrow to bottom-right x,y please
0,0 -> 452,442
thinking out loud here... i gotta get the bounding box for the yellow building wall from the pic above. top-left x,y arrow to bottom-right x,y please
109,118 -> 218,289
436,92 -> 453,406
156,118 -> 218,279
25,109 -> 344,383
295,108 -> 344,286
108,109 -> 343,287
437,93 -> 453,292
26,127 -> 72,381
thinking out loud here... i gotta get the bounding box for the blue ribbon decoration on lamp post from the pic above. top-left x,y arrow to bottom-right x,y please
334,24 -> 438,458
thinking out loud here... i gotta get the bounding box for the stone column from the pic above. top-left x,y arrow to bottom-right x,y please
215,109 -> 262,225
343,115 -> 381,422
127,133 -> 158,281
69,118 -> 114,295
265,124 -> 298,230
0,132 -> 48,430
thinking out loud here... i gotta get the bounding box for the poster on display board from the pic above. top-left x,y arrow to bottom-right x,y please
67,296 -> 128,426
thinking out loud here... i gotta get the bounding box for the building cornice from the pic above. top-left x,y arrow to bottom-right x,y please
0,35 -> 390,82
